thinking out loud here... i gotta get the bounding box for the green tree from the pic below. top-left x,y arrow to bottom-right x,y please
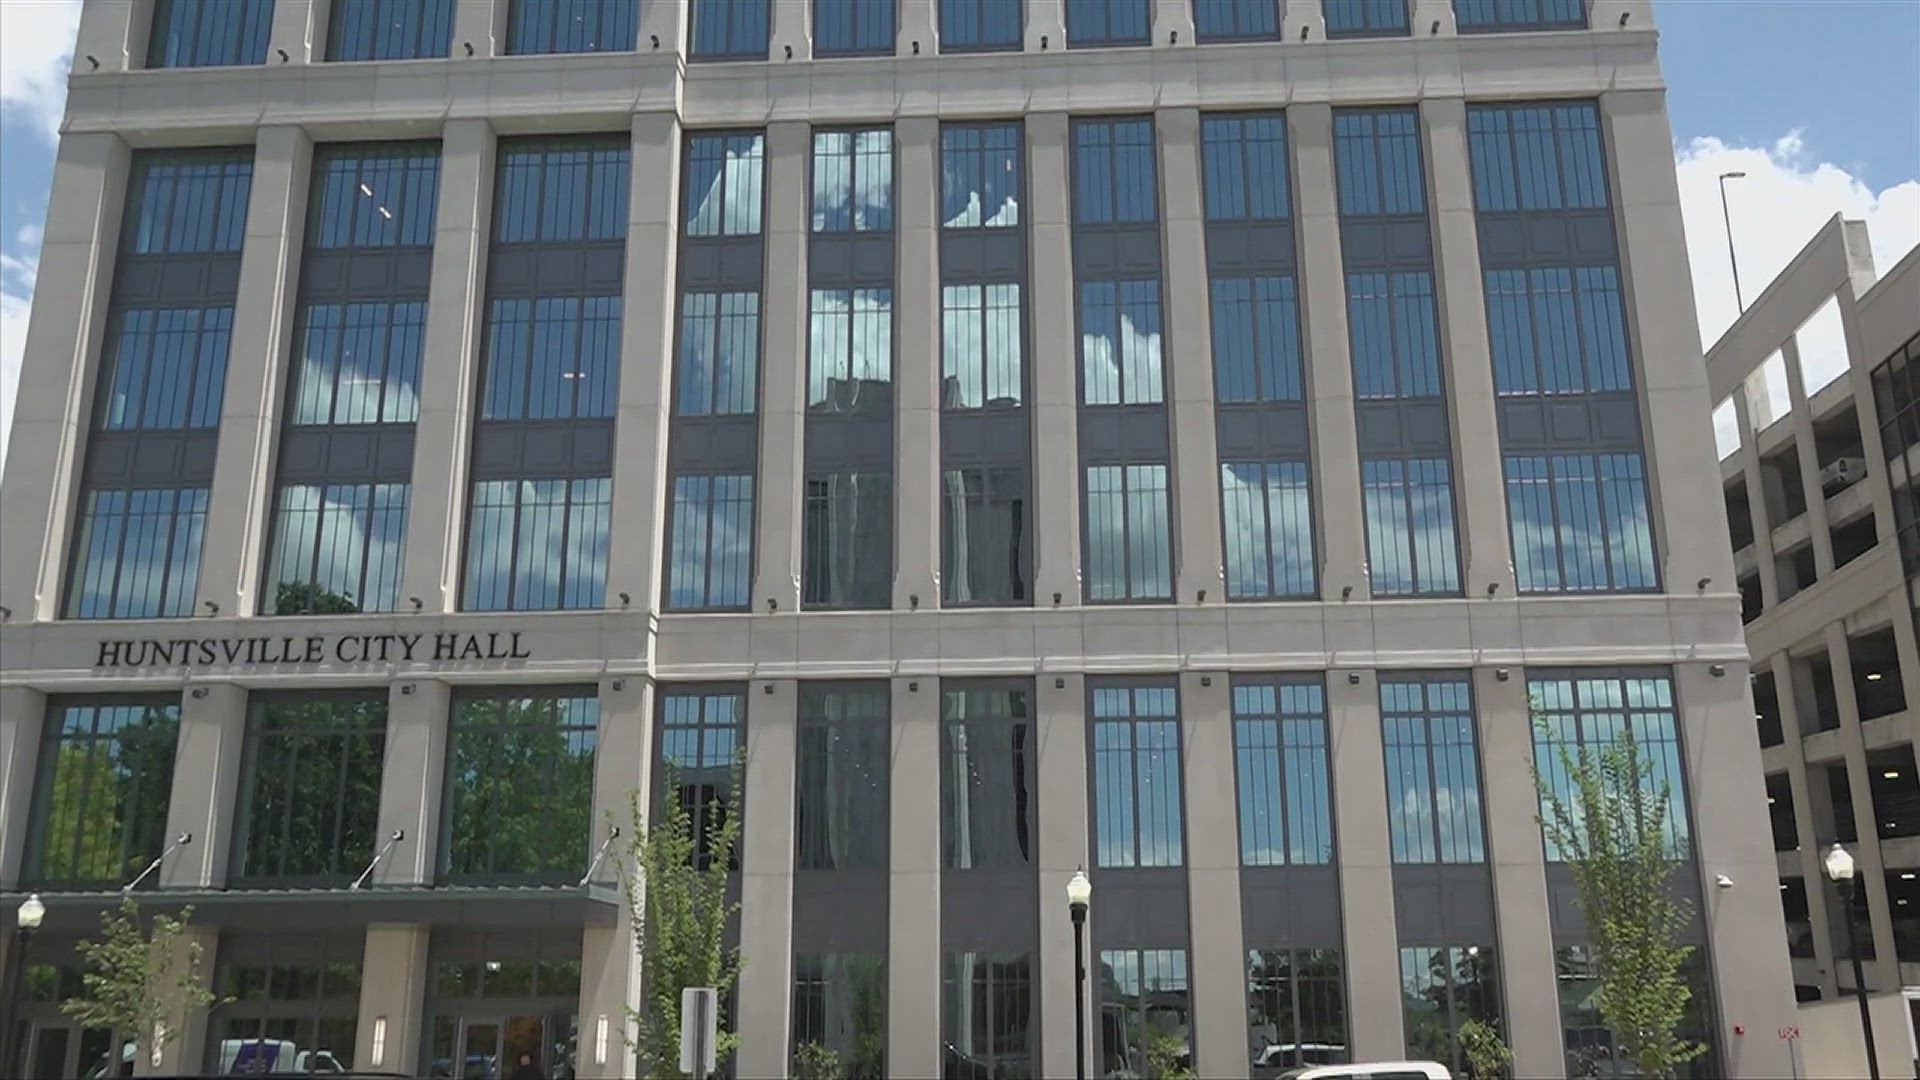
791,1041 -> 841,1080
61,898 -> 224,1070
272,581 -> 360,615
1535,721 -> 1704,1079
444,695 -> 598,881
37,706 -> 178,886
238,695 -> 386,881
1458,1018 -> 1513,1080
623,760 -> 745,1078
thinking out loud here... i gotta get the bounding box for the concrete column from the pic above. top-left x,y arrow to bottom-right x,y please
735,679 -> 798,1078
1837,274 -> 1900,545
72,0 -> 144,72
1732,391 -> 1782,607
1283,0 -> 1323,41
355,924 -> 430,1075
0,687 -> 48,889
1035,674 -> 1091,1080
402,118 -> 495,614
1780,339 -> 1837,576
772,0 -> 812,59
1672,661 -> 1798,1078
267,0 -> 320,64
1472,668 -> 1562,1077
372,679 -> 451,886
579,675 -> 651,1077
1288,105 -> 1369,600
894,118 -> 942,611
1422,99 -> 1516,599
638,0 -> 688,53
754,122 -> 810,616
1772,650 -> 1840,999
159,684 -> 248,888
1600,90 -> 1736,598
1328,670 -> 1402,1060
143,923 -> 219,1076
452,0 -> 509,58
1180,672 -> 1246,1080
607,113 -> 682,615
1409,0 -> 1457,35
0,132 -> 129,622
1026,0 -> 1066,50
1157,107 -> 1226,606
1026,113 -> 1083,608
897,0 -> 938,54
1150,0 -> 1195,44
887,678 -> 941,1077
1822,626 -> 1901,990
199,125 -> 312,617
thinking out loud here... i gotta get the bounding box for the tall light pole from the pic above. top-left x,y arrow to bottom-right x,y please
0,894 -> 46,1075
1718,171 -> 1748,313
1067,868 -> 1092,1080
1824,843 -> 1881,1080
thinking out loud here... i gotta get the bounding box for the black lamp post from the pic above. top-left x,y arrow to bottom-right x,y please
1824,843 -> 1881,1080
1067,868 -> 1092,1080
1,893 -> 46,1076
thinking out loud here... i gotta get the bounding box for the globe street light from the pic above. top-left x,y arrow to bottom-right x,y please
1,894 -> 46,1074
1066,869 -> 1092,1080
1824,843 -> 1880,1080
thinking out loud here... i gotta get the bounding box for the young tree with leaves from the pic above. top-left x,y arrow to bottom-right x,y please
1535,722 -> 1704,1079
61,897 -> 222,1071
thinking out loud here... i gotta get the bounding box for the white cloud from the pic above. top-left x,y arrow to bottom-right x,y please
0,0 -> 82,142
1676,130 -> 1920,351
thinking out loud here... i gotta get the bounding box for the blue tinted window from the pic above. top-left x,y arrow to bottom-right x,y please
1506,452 -> 1655,593
1454,0 -> 1585,32
691,0 -> 770,58
1233,681 -> 1331,865
265,482 -> 409,614
685,133 -> 766,236
327,0 -> 454,59
1101,950 -> 1191,1071
1484,266 -> 1630,395
26,701 -> 180,887
1067,0 -> 1150,44
1211,275 -> 1301,402
1333,109 -> 1425,216
659,690 -> 745,869
463,477 -> 611,610
1092,685 -> 1182,867
1380,678 -> 1484,863
1194,0 -> 1279,40
481,296 -> 621,419
1346,271 -> 1441,399
808,288 -> 893,413
1221,461 -> 1315,599
815,0 -> 895,53
1080,280 -> 1163,405
309,145 -> 440,248
1201,114 -> 1289,221
291,301 -> 425,424
943,283 -> 1023,408
126,152 -> 253,255
666,474 -> 754,610
97,308 -> 233,430
678,292 -> 760,416
148,0 -> 272,67
1467,102 -> 1608,211
66,487 -> 211,618
812,129 -> 894,232
940,0 -> 1022,49
802,471 -> 893,608
506,0 -> 637,52
1361,457 -> 1460,596
1323,0 -> 1409,36
1073,118 -> 1158,224
795,687 -> 890,868
941,124 -> 1022,228
1531,672 -> 1688,859
1085,464 -> 1172,602
493,141 -> 630,243
1400,944 -> 1501,1072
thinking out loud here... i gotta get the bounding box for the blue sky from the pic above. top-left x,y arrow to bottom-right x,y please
2,0 -> 1918,466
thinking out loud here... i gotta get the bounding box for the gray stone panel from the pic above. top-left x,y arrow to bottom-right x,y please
1072,224 -> 1163,276
298,249 -> 434,301
808,233 -> 896,288
942,869 -> 1041,949
678,237 -> 765,290
112,253 -> 244,304
1204,220 -> 1297,274
668,416 -> 761,471
485,242 -> 625,295
277,425 -> 418,483
470,418 -> 615,479
942,410 -> 1031,466
1336,217 -> 1433,271
939,231 -> 1026,282
1473,210 -> 1617,269
83,430 -> 220,486
804,414 -> 895,469
792,869 -> 890,950
1238,866 -> 1345,946
1496,394 -> 1644,452
1077,408 -> 1171,464
1214,402 -> 1311,457
1089,868 -> 1191,949
1354,399 -> 1453,454
1392,864 -> 1498,941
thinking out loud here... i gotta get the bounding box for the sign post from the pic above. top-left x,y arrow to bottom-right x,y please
680,987 -> 718,1079
1779,1025 -> 1801,1080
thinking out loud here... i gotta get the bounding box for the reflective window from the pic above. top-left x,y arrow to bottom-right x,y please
1484,266 -> 1630,395
506,0 -> 637,52
1323,0 -> 1409,36
480,296 -> 621,419
1361,457 -> 1461,597
265,482 -> 409,614
96,307 -> 234,429
691,0 -> 771,58
1091,683 -> 1182,867
148,0 -> 271,66
1067,0 -> 1150,45
815,0 -> 895,54
943,466 -> 1030,606
1085,464 -> 1172,602
210,938 -> 361,1076
808,288 -> 893,412
941,0 -> 1023,50
659,688 -> 745,870
1347,271 -> 1441,399
327,0 -> 454,59
795,686 -> 890,870
25,699 -> 180,888
942,685 -> 1033,869
125,152 -> 253,254
1454,0 -> 1585,32
1212,275 -> 1301,401
666,474 -> 754,610
1221,461 -> 1314,600
462,477 -> 612,610
233,695 -> 386,884
941,124 -> 1022,227
66,487 -> 211,619
1193,0 -> 1278,40
1505,452 -> 1655,593
1531,671 -> 1690,859
1080,280 -> 1164,405
1246,949 -> 1348,1070
308,144 -> 441,248
944,953 -> 1033,1077
943,283 -> 1023,407
1233,681 -> 1331,865
1399,945 -> 1501,1076
1380,678 -> 1484,864
1333,109 -> 1426,216
685,133 -> 766,236
1201,114 -> 1289,222
493,141 -> 630,243
1468,102 -> 1608,212
678,291 -> 760,416
1073,119 -> 1158,224
1099,949 -> 1189,1075
442,691 -> 599,882
803,470 -> 893,608
1558,947 -> 1718,1079
812,129 -> 893,233
791,954 -> 887,1074
290,301 -> 425,424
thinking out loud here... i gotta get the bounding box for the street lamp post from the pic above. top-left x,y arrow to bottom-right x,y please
1067,869 -> 1092,1080
1718,170 -> 1748,313
1,894 -> 46,1075
1824,843 -> 1881,1080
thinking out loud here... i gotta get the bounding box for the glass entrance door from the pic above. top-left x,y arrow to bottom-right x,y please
20,1024 -> 117,1080
431,1015 -> 571,1079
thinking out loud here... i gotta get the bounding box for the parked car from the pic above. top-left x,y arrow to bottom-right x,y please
1254,1043 -> 1350,1068
1276,1061 -> 1452,1080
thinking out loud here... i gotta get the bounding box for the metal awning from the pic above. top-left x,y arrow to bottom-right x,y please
0,884 -> 623,931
